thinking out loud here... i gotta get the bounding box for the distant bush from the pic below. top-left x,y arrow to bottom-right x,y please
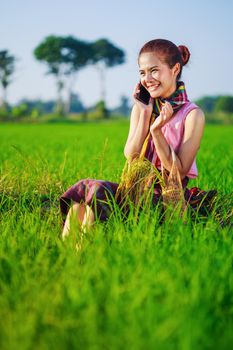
195,95 -> 233,114
195,95 -> 233,124
215,96 -> 233,113
95,100 -> 109,119
30,107 -> 43,119
87,111 -> 106,121
205,112 -> 233,124
195,96 -> 219,113
11,103 -> 31,119
0,106 -> 9,120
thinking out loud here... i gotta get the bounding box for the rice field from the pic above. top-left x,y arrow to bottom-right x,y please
0,121 -> 232,350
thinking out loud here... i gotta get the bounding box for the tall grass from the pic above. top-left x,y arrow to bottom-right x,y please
0,122 -> 232,350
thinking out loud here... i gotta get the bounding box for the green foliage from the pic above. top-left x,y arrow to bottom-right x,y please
205,112 -> 233,124
195,96 -> 218,113
0,50 -> 16,105
34,35 -> 92,75
196,95 -> 233,114
0,123 -> 232,349
87,111 -> 104,121
0,50 -> 16,88
30,107 -> 42,119
11,103 -> 30,118
91,38 -> 125,67
95,99 -> 109,119
62,36 -> 92,71
34,35 -> 92,115
215,96 -> 233,113
196,95 -> 233,123
0,105 -> 10,120
34,36 -> 65,69
84,100 -> 110,121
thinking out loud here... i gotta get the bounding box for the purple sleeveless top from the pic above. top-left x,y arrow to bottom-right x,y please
145,101 -> 199,179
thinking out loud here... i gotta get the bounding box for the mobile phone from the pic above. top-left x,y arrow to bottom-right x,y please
135,82 -> 151,105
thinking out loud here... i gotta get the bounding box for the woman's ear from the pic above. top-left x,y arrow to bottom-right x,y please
172,63 -> 181,79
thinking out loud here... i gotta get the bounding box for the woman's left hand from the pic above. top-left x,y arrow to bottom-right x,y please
150,101 -> 173,134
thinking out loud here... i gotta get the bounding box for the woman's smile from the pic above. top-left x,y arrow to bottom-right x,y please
147,83 -> 161,92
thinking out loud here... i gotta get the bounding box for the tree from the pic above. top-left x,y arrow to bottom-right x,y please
34,36 -> 66,115
62,36 -> 92,114
34,35 -> 92,115
91,39 -> 125,106
0,50 -> 16,107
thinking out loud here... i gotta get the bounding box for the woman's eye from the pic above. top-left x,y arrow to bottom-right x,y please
152,69 -> 158,73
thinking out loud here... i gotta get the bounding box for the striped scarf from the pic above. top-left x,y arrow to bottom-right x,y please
153,81 -> 188,116
115,81 -> 189,210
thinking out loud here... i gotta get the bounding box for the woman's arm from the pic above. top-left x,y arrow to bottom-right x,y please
124,104 -> 151,159
150,106 -> 205,179
124,83 -> 154,160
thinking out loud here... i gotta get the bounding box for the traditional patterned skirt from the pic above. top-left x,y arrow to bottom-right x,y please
59,176 -> 192,225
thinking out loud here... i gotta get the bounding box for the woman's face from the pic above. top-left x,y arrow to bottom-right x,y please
138,52 -> 180,99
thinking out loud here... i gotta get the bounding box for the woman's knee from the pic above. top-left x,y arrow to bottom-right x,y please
67,202 -> 86,222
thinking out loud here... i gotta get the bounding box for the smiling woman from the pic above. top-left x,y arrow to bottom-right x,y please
60,38 -> 216,240
124,39 -> 202,177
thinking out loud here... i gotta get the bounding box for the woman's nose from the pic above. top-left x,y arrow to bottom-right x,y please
144,72 -> 153,82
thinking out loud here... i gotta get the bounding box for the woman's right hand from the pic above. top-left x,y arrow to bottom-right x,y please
132,82 -> 154,118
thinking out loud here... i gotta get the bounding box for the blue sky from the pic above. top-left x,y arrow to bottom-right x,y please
1,0 -> 232,108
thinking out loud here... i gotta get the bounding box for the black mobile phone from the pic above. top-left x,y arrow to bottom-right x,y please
135,82 -> 151,105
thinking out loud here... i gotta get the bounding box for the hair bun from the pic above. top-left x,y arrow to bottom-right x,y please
178,45 -> 190,65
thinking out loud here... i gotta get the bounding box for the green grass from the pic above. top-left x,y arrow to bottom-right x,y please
0,122 -> 232,350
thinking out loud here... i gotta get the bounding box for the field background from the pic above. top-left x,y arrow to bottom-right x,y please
0,122 -> 232,350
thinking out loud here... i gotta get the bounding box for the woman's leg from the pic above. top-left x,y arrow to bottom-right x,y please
81,204 -> 95,233
62,202 -> 95,240
62,202 -> 85,239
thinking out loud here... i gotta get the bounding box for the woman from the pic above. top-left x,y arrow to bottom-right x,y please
60,39 -> 205,239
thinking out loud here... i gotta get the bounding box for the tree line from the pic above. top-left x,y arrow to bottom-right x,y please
0,36 -> 233,123
0,35 -> 125,118
195,96 -> 233,124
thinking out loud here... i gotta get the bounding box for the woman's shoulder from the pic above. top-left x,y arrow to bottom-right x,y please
183,104 -> 205,134
185,102 -> 205,122
182,101 -> 200,113
178,101 -> 205,121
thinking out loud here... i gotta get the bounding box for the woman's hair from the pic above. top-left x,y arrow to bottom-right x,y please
138,39 -> 190,81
